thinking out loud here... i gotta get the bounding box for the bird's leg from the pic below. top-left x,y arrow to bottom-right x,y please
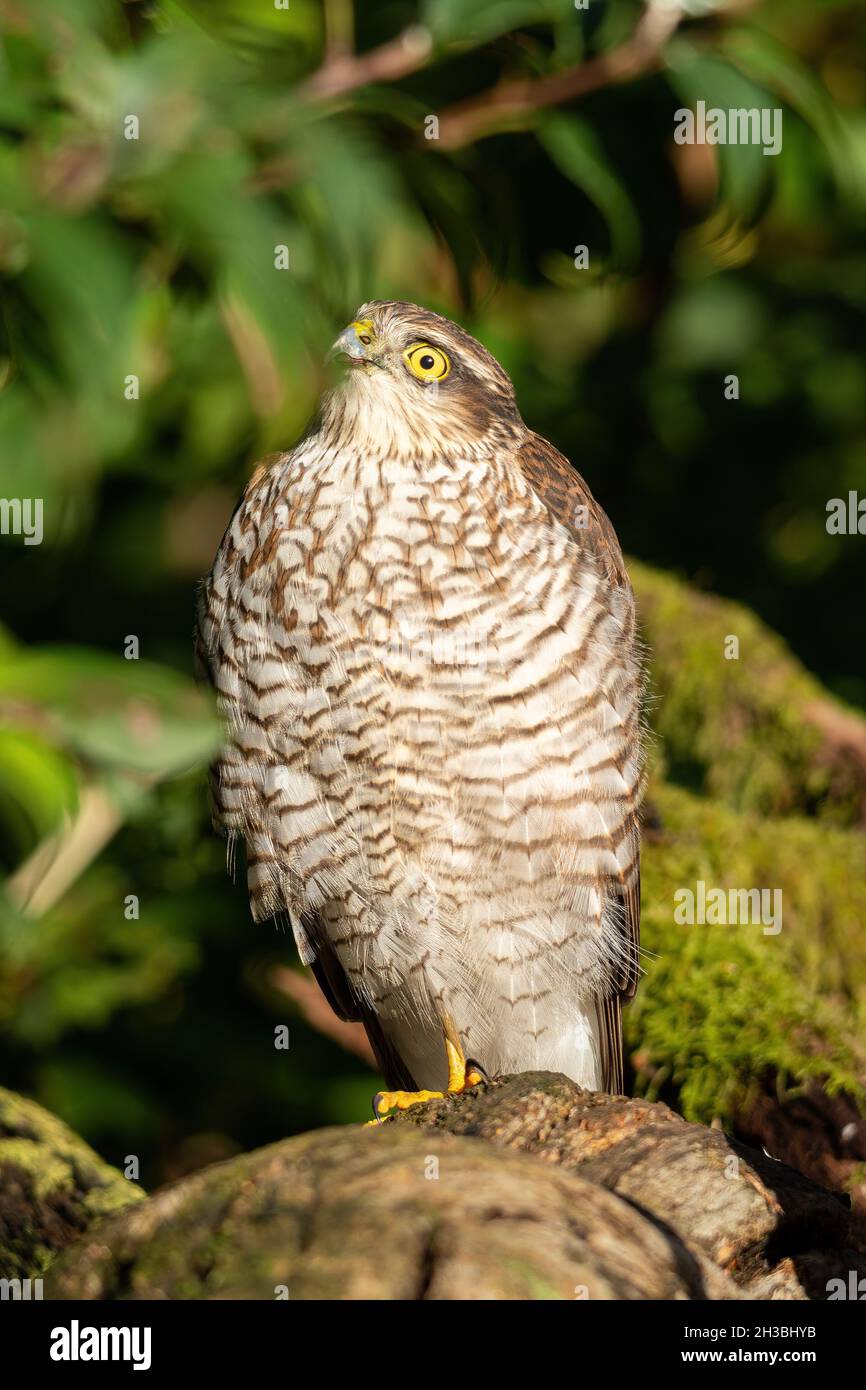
370,1016 -> 487,1122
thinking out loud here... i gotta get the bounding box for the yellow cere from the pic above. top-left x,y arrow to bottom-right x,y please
403,342 -> 450,381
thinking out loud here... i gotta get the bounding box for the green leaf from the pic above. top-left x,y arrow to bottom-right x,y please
0,648 -> 221,776
539,112 -> 641,267
171,0 -> 322,60
18,210 -> 142,455
655,277 -> 767,369
423,0 -> 575,47
0,727 -> 78,847
667,48 -> 777,222
717,26 -> 865,205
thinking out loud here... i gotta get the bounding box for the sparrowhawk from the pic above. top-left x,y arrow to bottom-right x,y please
196,301 -> 643,1113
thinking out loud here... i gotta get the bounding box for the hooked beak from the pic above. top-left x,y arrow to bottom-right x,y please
327,319 -> 377,368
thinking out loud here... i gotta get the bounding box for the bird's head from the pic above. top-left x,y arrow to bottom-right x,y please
321,300 -> 524,461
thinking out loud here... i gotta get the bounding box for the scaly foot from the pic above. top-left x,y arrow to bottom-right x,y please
369,1018 -> 487,1123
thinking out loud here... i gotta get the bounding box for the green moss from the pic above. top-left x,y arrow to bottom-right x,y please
632,561 -> 864,825
621,564 -> 866,1123
628,779 -> 866,1123
0,1085 -> 144,1281
0,1138 -> 72,1199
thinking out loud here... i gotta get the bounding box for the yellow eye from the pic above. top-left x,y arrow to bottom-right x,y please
403,343 -> 450,382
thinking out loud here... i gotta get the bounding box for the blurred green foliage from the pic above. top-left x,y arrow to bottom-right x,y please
1,0 -> 865,1182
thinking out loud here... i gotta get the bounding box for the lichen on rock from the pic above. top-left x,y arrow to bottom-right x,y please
0,1085 -> 144,1282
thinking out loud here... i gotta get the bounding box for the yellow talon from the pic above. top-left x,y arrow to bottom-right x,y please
368,1016 -> 488,1123
373,1088 -> 445,1118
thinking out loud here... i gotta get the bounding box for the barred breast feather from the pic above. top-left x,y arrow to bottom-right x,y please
197,309 -> 642,1095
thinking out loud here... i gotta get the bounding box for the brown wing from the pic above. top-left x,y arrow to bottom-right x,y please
517,429 -> 631,590
307,935 -> 418,1091
517,431 -> 641,1095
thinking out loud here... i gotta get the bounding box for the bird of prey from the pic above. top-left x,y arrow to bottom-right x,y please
196,301 -> 643,1116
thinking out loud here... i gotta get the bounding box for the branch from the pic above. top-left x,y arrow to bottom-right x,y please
297,4 -> 685,147
5,785 -> 123,918
44,1074 -> 863,1301
323,0 -> 355,66
300,23 -> 433,101
269,965 -> 377,1067
435,1 -> 685,149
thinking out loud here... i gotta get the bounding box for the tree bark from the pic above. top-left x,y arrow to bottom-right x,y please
42,1074 -> 866,1301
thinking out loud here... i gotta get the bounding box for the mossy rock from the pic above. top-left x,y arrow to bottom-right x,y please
0,1086 -> 144,1282
630,778 -> 866,1125
633,561 -> 866,825
623,563 -> 866,1142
